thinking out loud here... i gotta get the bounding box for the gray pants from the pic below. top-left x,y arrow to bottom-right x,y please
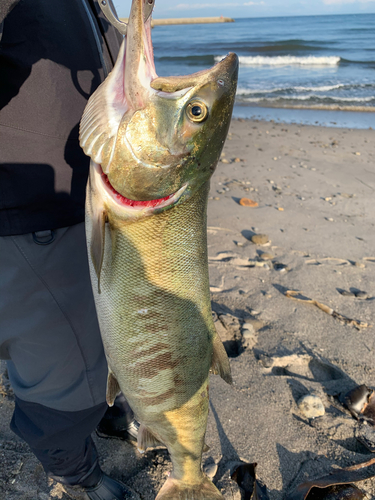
0,222 -> 109,484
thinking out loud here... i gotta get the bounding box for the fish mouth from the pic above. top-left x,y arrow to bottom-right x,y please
97,164 -> 187,211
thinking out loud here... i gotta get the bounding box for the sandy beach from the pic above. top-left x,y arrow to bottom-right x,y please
1,118 -> 374,499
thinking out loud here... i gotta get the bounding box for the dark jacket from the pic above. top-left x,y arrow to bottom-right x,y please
0,0 -> 122,235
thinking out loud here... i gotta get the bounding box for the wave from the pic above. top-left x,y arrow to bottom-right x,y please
237,103 -> 375,113
293,84 -> 344,92
214,55 -> 341,66
221,39 -> 328,54
236,84 -> 347,95
236,83 -> 375,96
237,95 -> 375,105
340,58 -> 375,66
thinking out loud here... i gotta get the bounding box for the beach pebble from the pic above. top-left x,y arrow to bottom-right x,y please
340,290 -> 355,297
298,395 -> 325,419
356,291 -> 369,300
242,324 -> 257,349
242,323 -> 255,335
251,234 -> 269,245
259,253 -> 274,261
243,318 -> 264,331
273,263 -> 288,272
239,198 -> 258,207
204,463 -> 218,479
326,217 -> 334,222
221,158 -> 229,164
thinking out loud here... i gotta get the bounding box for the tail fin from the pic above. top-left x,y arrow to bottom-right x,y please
156,476 -> 223,500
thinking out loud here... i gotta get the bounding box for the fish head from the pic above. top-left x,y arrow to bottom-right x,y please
80,0 -> 238,218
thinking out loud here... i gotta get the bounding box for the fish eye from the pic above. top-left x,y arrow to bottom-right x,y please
186,101 -> 209,123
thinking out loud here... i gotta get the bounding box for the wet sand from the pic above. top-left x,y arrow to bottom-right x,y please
1,118 -> 375,499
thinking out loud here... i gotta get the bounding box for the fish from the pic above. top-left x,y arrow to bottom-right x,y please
79,0 -> 238,498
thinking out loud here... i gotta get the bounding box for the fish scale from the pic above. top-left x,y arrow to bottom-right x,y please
89,181 -> 213,411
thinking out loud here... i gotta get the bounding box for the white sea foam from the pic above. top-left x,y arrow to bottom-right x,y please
293,84 -> 344,92
215,55 -> 341,66
236,84 -> 346,95
236,87 -> 283,95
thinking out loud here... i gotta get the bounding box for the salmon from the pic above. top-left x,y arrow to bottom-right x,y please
80,0 -> 238,498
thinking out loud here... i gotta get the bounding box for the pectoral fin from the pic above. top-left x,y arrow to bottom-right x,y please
106,370 -> 121,406
211,333 -> 233,385
91,208 -> 107,294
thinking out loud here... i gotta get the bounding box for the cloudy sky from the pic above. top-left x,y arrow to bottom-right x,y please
115,0 -> 375,18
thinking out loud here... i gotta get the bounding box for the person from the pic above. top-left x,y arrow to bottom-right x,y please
0,1 -> 139,499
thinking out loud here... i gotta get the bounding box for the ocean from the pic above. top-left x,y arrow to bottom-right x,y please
151,14 -> 375,128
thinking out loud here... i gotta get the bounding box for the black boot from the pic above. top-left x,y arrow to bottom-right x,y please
62,470 -> 140,500
96,394 -> 139,443
83,473 -> 139,500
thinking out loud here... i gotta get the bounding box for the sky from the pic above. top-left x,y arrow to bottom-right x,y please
114,0 -> 375,18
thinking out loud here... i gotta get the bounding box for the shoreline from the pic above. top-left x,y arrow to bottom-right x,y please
233,103 -> 375,129
236,103 -> 375,113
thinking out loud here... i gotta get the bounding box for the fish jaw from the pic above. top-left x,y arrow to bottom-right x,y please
89,161 -> 188,221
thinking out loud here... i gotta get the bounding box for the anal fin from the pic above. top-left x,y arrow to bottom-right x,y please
106,371 -> 121,406
211,334 -> 233,385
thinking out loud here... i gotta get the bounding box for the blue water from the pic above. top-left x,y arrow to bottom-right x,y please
151,14 -> 375,127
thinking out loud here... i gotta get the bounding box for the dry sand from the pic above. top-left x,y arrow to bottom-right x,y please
1,118 -> 375,499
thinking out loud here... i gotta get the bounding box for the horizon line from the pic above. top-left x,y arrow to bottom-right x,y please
151,11 -> 375,20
